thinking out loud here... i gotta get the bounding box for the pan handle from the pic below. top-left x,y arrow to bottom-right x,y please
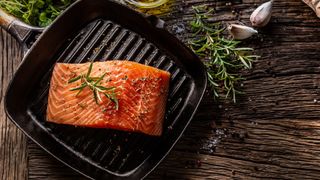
146,15 -> 165,29
0,8 -> 43,53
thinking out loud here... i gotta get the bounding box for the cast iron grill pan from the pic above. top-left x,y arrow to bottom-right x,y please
31,19 -> 191,173
4,0 -> 207,179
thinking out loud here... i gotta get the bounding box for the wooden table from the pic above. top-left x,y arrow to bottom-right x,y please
2,0 -> 320,179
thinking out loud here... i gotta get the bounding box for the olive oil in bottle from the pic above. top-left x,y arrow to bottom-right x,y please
123,0 -> 172,15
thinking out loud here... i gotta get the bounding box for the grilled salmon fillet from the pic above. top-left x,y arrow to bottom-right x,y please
46,60 -> 170,136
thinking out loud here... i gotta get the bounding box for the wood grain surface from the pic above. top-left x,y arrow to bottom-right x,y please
2,0 -> 320,179
0,29 -> 27,180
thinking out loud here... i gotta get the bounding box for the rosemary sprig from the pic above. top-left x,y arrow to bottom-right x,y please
68,62 -> 119,110
189,6 -> 259,103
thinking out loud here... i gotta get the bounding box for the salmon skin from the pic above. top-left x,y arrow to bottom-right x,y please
46,60 -> 170,136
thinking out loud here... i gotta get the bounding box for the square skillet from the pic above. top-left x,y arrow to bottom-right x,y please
4,0 -> 207,179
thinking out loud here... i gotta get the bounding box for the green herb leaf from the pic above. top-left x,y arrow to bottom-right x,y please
86,61 -> 93,78
103,92 -> 119,110
68,75 -> 81,83
96,85 -> 115,91
68,62 -> 119,110
94,73 -> 107,86
0,0 -> 74,27
189,6 -> 259,103
70,82 -> 86,91
93,89 -> 99,104
112,97 -> 119,110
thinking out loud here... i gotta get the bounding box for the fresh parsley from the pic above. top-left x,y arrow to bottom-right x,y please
0,0 -> 74,27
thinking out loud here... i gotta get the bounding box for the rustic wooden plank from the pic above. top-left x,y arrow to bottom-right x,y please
21,0 -> 320,179
0,29 -> 27,180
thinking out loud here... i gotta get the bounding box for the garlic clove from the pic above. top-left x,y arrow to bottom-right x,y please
303,0 -> 320,18
228,24 -> 258,40
250,0 -> 273,27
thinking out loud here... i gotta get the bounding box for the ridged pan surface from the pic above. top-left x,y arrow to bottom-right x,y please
4,0 -> 207,179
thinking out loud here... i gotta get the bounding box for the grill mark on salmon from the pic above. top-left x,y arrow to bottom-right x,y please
46,60 -> 170,136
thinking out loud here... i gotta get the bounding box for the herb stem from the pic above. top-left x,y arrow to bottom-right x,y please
189,6 -> 259,103
68,62 -> 119,110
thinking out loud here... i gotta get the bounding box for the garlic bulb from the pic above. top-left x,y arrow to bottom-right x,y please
228,24 -> 258,40
303,0 -> 320,18
250,0 -> 273,27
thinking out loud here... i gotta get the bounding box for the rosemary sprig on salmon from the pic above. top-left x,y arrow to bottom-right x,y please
68,62 -> 119,110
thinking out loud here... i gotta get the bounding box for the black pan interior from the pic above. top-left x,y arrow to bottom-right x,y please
5,0 -> 207,179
